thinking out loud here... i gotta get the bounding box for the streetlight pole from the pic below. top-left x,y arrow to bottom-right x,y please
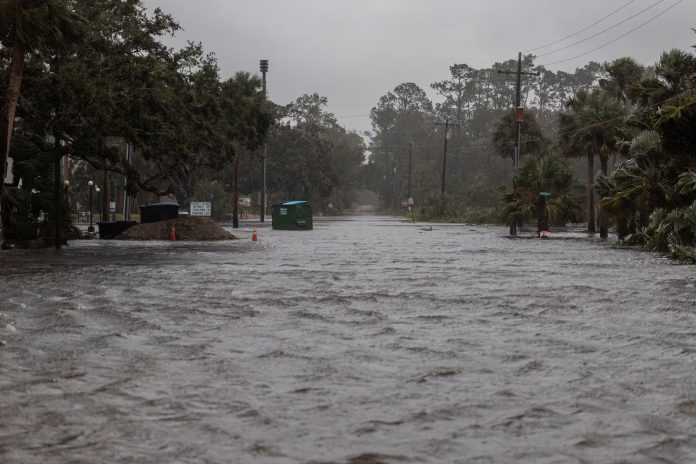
88,180 -> 94,233
260,59 -> 269,222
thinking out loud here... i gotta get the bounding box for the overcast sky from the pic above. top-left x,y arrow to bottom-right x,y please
143,0 -> 695,134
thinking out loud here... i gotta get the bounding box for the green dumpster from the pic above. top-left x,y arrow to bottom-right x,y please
271,200 -> 313,230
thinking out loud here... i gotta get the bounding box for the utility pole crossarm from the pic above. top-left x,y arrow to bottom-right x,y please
497,70 -> 540,77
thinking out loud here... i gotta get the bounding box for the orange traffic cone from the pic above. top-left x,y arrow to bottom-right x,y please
251,225 -> 258,242
170,224 -> 176,241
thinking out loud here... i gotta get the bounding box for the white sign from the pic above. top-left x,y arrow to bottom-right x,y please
190,201 -> 211,216
109,201 -> 116,212
4,157 -> 13,184
238,197 -> 251,207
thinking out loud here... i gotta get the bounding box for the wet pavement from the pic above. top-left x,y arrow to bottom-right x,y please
1,215 -> 696,463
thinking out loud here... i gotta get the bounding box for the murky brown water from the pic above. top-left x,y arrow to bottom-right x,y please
1,215 -> 696,463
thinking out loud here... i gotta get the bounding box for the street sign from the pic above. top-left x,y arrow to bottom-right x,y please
401,199 -> 409,208
190,201 -> 211,216
109,201 -> 116,212
539,192 -> 552,197
408,197 -> 414,206
238,197 -> 251,207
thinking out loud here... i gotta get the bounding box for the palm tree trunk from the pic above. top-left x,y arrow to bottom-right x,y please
0,41 -> 27,239
599,156 -> 609,238
587,154 -> 596,233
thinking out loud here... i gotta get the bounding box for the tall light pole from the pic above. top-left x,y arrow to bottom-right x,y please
88,180 -> 94,232
260,59 -> 269,222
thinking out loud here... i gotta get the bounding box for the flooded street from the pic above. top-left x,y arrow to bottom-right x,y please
1,215 -> 696,463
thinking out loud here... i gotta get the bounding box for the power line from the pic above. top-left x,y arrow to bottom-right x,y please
524,0 -> 638,53
541,0 -> 684,67
537,0 -> 669,58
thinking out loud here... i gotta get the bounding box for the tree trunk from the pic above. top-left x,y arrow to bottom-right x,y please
616,215 -> 628,240
0,41 -> 27,240
587,154 -> 596,234
599,156 -> 609,238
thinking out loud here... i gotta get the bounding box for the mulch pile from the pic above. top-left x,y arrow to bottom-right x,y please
117,217 -> 237,241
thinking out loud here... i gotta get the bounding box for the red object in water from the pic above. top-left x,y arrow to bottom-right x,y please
252,225 -> 258,242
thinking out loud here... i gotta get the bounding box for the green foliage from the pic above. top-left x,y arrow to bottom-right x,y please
492,110 -> 548,159
416,191 -> 499,224
637,202 -> 696,262
6,0 -> 271,197
2,134 -> 73,239
263,94 -> 365,211
1,0 -> 274,237
192,180 -> 227,221
498,153 -> 584,232
596,44 -> 696,261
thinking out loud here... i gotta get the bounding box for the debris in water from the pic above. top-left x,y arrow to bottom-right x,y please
410,367 -> 459,383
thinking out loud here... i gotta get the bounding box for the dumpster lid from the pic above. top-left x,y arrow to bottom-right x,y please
282,200 -> 308,206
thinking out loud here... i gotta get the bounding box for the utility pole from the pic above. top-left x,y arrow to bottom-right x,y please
368,144 -> 404,212
498,52 -> 539,236
434,119 -> 457,216
408,141 -> 414,222
259,59 -> 269,222
383,144 -> 390,211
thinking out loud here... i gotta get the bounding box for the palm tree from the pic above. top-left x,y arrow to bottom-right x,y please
499,152 -> 584,235
596,131 -> 670,240
559,89 -> 626,236
599,57 -> 645,104
0,0 -> 83,217
491,109 -> 548,160
596,46 -> 696,260
220,71 -> 270,228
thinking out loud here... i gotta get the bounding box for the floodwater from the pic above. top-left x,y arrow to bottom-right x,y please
1,215 -> 696,464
